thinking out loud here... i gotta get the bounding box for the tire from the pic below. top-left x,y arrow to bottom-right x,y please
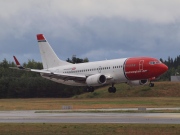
149,83 -> 154,87
108,87 -> 112,93
108,87 -> 116,93
112,87 -> 116,93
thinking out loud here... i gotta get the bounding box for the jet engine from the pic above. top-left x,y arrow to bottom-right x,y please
86,74 -> 106,86
127,79 -> 148,86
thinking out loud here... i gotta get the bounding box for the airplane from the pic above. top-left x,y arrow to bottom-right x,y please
10,34 -> 168,93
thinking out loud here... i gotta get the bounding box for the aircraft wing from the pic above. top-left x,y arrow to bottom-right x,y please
32,69 -> 87,82
10,56 -> 112,83
10,56 -> 87,82
32,69 -> 112,82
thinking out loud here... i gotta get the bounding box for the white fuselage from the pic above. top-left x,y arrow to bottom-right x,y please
41,58 -> 127,86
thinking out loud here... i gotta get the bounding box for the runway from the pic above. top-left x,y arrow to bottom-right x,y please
0,110 -> 180,124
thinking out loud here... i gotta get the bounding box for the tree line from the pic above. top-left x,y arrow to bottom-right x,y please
0,56 -> 88,98
160,55 -> 180,80
0,55 -> 179,98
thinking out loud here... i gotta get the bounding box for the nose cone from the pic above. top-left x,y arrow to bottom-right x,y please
162,64 -> 168,72
161,64 -> 168,73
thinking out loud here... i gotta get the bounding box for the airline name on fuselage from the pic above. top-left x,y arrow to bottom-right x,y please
64,67 -> 76,71
125,70 -> 148,74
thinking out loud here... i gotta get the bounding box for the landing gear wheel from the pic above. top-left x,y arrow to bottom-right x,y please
149,83 -> 154,87
108,87 -> 112,93
112,87 -> 116,93
108,87 -> 116,93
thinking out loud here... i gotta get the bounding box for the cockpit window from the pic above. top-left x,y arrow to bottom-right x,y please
149,61 -> 161,65
149,61 -> 154,65
155,61 -> 162,64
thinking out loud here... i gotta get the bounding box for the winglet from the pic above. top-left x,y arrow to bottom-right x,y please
13,56 -> 25,69
13,56 -> 21,66
37,34 -> 46,42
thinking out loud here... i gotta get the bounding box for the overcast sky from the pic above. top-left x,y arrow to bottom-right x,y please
0,0 -> 180,63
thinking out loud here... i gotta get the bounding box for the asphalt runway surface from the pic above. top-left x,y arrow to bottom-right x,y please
0,109 -> 180,124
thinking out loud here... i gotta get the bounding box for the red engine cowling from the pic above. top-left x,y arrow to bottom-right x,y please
127,79 -> 148,86
86,74 -> 106,86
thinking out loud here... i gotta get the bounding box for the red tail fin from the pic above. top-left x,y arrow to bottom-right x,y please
37,34 -> 46,42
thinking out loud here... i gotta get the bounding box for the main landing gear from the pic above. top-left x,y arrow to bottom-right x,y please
108,84 -> 116,93
84,86 -> 94,92
149,82 -> 154,87
84,84 -> 117,93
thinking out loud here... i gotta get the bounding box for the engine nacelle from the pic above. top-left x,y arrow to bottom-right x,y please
127,79 -> 148,86
86,74 -> 106,86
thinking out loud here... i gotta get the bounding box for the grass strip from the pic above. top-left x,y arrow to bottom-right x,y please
0,123 -> 179,135
0,97 -> 180,110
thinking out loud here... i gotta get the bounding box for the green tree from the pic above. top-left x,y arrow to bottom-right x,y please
66,56 -> 89,64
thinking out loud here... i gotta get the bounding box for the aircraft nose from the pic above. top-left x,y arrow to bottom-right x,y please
161,64 -> 168,73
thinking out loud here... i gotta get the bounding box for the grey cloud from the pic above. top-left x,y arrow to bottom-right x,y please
0,0 -> 180,62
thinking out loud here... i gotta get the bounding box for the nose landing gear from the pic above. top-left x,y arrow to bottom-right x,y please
149,82 -> 154,87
